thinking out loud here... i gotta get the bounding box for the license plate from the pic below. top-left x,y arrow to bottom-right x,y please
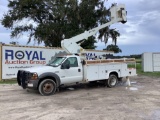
28,83 -> 33,87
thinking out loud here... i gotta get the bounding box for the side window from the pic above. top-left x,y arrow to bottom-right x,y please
68,57 -> 78,67
63,59 -> 70,66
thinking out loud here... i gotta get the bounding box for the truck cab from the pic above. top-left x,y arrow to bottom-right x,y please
17,55 -> 84,95
52,55 -> 83,84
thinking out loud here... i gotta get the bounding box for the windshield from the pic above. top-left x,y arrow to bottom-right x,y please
47,57 -> 66,67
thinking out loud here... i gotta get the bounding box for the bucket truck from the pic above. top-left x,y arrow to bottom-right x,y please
17,4 -> 137,96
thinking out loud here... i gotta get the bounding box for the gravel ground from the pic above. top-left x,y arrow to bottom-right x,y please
0,75 -> 160,120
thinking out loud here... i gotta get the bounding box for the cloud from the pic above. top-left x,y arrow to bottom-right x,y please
138,11 -> 160,35
106,0 -> 160,47
90,0 -> 160,52
138,0 -> 160,12
0,0 -> 8,18
0,0 -> 39,46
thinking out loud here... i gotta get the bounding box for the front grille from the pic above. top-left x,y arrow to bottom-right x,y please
17,70 -> 30,89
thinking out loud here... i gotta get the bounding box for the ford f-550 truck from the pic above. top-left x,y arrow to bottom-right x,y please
17,4 -> 137,96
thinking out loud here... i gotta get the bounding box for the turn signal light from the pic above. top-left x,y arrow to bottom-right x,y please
31,73 -> 38,80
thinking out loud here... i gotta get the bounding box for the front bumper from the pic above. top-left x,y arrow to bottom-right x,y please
26,80 -> 39,89
17,70 -> 39,90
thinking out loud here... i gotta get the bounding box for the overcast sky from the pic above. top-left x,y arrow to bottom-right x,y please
0,0 -> 160,55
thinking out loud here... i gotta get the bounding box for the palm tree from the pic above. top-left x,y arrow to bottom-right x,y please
108,29 -> 120,45
98,27 -> 120,45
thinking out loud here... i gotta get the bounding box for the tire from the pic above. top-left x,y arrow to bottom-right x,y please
38,79 -> 56,96
106,74 -> 118,88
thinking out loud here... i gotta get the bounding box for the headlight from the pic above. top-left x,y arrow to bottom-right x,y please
31,73 -> 38,80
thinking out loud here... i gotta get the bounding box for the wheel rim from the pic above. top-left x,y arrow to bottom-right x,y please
110,77 -> 117,86
43,82 -> 54,93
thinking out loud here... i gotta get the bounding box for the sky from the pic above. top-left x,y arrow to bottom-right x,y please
0,0 -> 160,56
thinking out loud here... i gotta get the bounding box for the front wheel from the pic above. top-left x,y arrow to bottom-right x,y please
38,79 -> 57,96
106,74 -> 118,88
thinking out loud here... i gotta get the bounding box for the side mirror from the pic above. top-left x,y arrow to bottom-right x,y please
81,60 -> 86,65
61,64 -> 65,69
66,63 -> 70,69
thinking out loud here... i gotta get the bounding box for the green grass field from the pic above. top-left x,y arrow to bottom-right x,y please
0,79 -> 17,84
136,63 -> 160,77
133,59 -> 160,77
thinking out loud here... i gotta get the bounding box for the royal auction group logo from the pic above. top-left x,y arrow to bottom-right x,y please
5,50 -> 46,65
15,51 -> 25,59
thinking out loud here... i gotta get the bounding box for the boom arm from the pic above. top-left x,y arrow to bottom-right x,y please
61,4 -> 127,54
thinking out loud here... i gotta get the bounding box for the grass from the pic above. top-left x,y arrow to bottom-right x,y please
136,63 -> 160,77
0,79 -> 17,84
129,59 -> 160,77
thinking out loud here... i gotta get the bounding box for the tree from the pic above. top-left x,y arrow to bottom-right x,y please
1,0 -> 120,49
105,44 -> 122,53
108,29 -> 120,45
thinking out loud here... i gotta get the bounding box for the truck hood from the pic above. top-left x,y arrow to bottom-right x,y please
22,65 -> 58,75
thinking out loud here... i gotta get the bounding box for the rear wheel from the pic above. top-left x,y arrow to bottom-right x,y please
38,79 -> 56,96
106,74 -> 118,88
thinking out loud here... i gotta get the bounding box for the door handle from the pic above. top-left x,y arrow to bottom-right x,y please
78,69 -> 81,72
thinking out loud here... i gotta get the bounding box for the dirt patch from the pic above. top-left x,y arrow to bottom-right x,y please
0,75 -> 160,120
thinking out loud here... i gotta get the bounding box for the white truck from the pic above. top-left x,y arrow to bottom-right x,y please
17,4 -> 137,96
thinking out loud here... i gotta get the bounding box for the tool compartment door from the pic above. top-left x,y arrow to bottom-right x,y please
127,68 -> 137,76
86,65 -> 98,81
98,64 -> 106,79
